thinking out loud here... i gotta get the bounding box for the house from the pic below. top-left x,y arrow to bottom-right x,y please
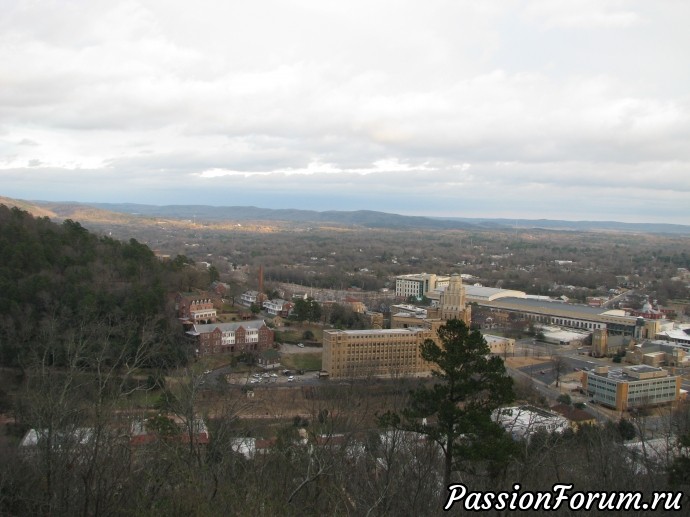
186,320 -> 274,356
240,290 -> 266,307
230,437 -> 256,459
210,281 -> 230,297
550,404 -> 597,430
344,297 -> 366,313
262,298 -> 293,317
19,427 -> 96,459
257,349 -> 280,369
129,414 -> 209,446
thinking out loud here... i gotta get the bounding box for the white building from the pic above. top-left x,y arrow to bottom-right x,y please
263,299 -> 292,316
484,335 -> 515,355
240,290 -> 260,306
395,274 -> 448,299
493,406 -> 569,441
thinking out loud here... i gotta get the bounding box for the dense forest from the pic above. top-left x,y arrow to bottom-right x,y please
0,204 -> 190,368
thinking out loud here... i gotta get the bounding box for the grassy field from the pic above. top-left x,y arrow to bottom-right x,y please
280,352 -> 322,371
274,323 -> 324,344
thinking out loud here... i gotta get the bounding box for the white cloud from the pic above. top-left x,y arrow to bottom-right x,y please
196,158 -> 438,178
523,0 -> 642,29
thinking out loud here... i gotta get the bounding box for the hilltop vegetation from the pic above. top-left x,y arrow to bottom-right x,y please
0,204 -> 193,368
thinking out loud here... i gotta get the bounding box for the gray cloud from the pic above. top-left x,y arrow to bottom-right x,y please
0,0 -> 688,223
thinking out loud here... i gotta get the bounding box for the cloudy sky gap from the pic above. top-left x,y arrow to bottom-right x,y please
1,1 -> 688,223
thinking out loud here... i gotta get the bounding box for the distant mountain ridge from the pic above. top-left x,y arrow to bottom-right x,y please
1,196 -> 688,234
88,202 -> 690,234
87,203 -> 476,230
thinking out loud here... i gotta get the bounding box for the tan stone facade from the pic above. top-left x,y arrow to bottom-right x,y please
322,328 -> 434,378
324,274 -> 474,379
582,365 -> 681,411
391,274 -> 471,331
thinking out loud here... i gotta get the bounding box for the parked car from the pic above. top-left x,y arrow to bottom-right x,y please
297,343 -> 305,348
288,376 -> 295,382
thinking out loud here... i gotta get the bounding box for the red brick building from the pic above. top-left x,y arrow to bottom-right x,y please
175,291 -> 218,323
186,320 -> 274,356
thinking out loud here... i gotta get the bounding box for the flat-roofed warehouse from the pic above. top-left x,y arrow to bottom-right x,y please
465,286 -> 661,339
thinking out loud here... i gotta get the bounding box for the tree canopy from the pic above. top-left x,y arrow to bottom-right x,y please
0,205 -> 191,368
381,319 -> 516,487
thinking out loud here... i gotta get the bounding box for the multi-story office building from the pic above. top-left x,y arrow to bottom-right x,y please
325,274 -> 472,378
391,274 -> 471,330
582,365 -> 681,411
395,273 -> 448,299
322,327 -> 433,378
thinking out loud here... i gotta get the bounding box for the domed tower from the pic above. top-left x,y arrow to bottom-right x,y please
440,273 -> 471,325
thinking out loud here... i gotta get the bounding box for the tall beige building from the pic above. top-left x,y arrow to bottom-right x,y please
391,273 -> 471,331
323,274 -> 473,379
439,273 -> 470,323
322,328 -> 434,378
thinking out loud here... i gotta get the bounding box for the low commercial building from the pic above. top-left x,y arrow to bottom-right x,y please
493,406 -> 569,441
582,365 -> 681,411
471,295 -> 663,339
550,404 -> 597,430
484,335 -> 515,355
656,326 -> 690,346
627,340 -> 690,367
539,326 -> 590,347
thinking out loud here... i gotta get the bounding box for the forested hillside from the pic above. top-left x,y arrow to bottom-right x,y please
0,204 -> 188,368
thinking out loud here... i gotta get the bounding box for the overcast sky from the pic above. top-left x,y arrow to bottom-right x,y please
2,1 -> 689,223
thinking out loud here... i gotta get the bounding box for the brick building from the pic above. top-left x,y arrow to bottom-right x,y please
186,320 -> 274,356
175,291 -> 218,323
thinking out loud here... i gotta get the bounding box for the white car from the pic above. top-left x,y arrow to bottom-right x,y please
297,343 -> 305,348
288,376 -> 295,382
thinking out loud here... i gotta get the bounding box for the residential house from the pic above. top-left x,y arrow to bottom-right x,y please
240,290 -> 266,307
130,415 -> 210,446
550,404 -> 597,430
263,298 -> 293,317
